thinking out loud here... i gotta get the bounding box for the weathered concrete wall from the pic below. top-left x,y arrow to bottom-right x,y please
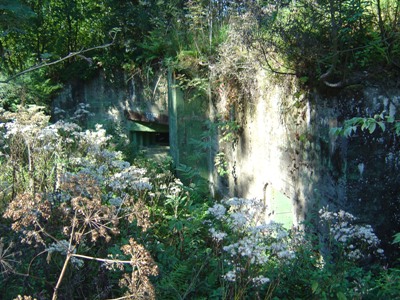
52,70 -> 169,154
335,88 -> 400,253
216,69 -> 400,254
218,73 -> 310,225
52,67 -> 400,255
53,72 -> 129,128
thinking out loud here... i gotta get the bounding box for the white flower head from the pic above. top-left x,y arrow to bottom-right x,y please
209,228 -> 227,242
208,204 -> 226,220
229,212 -> 247,228
223,270 -> 236,282
252,276 -> 270,286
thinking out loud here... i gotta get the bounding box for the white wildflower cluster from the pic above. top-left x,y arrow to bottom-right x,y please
70,150 -> 126,180
252,275 -> 271,286
109,154 -> 130,169
255,222 -> 296,260
1,106 -> 162,297
4,121 -> 36,138
108,167 -> 152,192
37,126 -> 60,141
0,108 -> 67,162
1,107 -> 154,206
223,270 -> 236,282
229,211 -> 248,228
76,124 -> 111,153
52,120 -> 82,134
70,103 -> 94,122
64,159 -> 152,203
225,197 -> 267,226
0,110 -> 83,168
319,206 -> 384,261
146,174 -> 187,211
223,235 -> 269,264
47,122 -> 154,198
46,240 -> 70,255
167,178 -> 184,196
47,240 -> 83,268
208,204 -> 226,220
53,107 -> 66,116
155,178 -> 186,204
207,197 -> 295,287
209,228 -> 227,242
208,197 -> 266,227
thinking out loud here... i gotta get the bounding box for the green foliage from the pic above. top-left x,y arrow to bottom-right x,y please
139,162 -> 215,299
214,152 -> 228,177
393,232 -> 400,245
218,118 -> 241,144
331,111 -> 400,137
0,0 -> 34,31
136,30 -> 177,65
0,70 -> 62,111
373,268 -> 400,299
224,0 -> 400,84
2,0 -> 399,114
175,163 -> 209,199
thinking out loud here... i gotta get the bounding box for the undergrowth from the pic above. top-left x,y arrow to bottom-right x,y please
0,106 -> 399,299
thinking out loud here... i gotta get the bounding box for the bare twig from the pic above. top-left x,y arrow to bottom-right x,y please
52,252 -> 71,300
71,253 -> 131,265
52,211 -> 77,300
106,295 -> 135,300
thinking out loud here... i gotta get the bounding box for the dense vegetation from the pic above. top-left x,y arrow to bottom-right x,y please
2,0 -> 400,104
1,0 -> 400,299
0,106 -> 399,299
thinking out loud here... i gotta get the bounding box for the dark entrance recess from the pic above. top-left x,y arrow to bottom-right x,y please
131,131 -> 169,147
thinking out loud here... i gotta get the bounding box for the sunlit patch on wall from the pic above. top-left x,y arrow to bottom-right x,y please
264,183 -> 293,229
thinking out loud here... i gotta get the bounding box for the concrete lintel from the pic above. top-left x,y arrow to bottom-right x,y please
129,121 -> 169,133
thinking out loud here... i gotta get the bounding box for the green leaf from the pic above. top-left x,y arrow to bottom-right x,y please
395,124 -> 400,136
361,121 -> 368,131
40,53 -> 52,59
377,121 -> 386,132
393,232 -> 400,244
368,122 -> 376,134
344,126 -> 353,137
311,281 -> 319,293
330,127 -> 341,135
386,116 -> 395,123
299,76 -> 309,84
174,221 -> 183,231
336,291 -> 347,300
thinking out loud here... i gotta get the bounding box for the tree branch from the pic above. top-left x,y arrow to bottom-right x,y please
257,40 -> 296,76
0,38 -> 115,84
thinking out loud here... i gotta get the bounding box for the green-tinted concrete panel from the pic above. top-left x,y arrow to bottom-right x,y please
266,186 -> 293,229
168,69 -> 211,182
129,121 -> 169,133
